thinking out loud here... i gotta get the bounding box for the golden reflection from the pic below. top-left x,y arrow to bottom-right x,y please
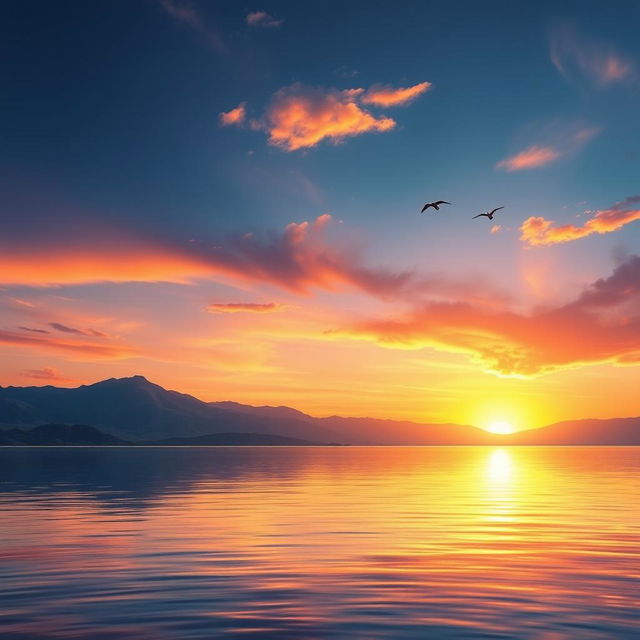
486,448 -> 514,484
482,448 -> 518,529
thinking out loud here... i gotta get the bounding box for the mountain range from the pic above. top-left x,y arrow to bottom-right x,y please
0,376 -> 638,445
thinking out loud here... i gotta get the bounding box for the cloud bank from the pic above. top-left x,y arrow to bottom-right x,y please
335,255 -> 640,377
0,214 -> 505,309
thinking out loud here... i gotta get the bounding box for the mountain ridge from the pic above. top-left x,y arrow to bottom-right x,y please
1,376 -> 638,445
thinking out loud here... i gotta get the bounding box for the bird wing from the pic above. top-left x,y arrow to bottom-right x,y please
436,201 -> 451,205
472,213 -> 487,219
421,203 -> 431,212
489,206 -> 504,216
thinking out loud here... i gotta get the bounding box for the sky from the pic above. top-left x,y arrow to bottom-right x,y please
2,0 -> 640,431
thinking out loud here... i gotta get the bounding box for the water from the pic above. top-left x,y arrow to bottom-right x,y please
0,446 -> 638,639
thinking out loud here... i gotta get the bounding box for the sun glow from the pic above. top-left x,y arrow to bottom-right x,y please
486,420 -> 515,435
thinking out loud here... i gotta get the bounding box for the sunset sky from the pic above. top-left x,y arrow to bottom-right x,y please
2,0 -> 640,431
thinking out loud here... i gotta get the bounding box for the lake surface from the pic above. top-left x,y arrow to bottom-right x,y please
0,447 -> 638,639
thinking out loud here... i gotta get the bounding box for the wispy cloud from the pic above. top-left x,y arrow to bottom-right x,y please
0,330 -> 138,360
223,81 -> 431,151
496,123 -> 600,172
521,196 -> 640,247
19,367 -> 72,382
550,23 -> 633,88
361,82 -> 432,107
334,255 -> 640,377
219,103 -> 246,126
206,302 -> 287,313
19,326 -> 50,334
246,11 -> 283,28
158,0 -> 228,53
49,322 -> 109,338
496,145 -> 560,172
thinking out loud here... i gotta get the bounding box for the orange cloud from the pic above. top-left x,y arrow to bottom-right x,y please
361,82 -> 432,107
206,302 -> 287,313
335,255 -> 640,377
241,81 -> 431,151
219,103 -> 246,126
262,84 -> 395,151
550,23 -> 633,88
0,215 -> 508,312
0,246 -> 216,287
0,330 -> 139,360
496,145 -> 560,171
246,11 -> 283,28
521,196 -> 640,247
490,225 -> 502,234
496,123 -> 600,172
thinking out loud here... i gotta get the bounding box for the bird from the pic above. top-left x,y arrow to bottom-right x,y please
421,200 -> 451,213
472,206 -> 504,220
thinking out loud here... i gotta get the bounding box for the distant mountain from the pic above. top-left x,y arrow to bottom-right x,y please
145,432 -> 325,446
0,376 -> 340,442
508,417 -> 640,445
0,424 -> 127,446
0,424 -> 323,447
0,376 -> 638,445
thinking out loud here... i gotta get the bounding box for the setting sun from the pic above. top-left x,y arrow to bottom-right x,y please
486,421 -> 515,435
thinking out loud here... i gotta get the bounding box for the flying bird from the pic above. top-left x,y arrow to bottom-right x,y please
421,200 -> 450,213
472,206 -> 504,220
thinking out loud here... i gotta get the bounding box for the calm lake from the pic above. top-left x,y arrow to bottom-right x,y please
0,446 -> 638,639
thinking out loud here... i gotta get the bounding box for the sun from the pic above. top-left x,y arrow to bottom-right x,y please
486,420 -> 515,435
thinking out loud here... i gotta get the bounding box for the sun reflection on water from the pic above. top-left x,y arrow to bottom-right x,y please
486,448 -> 514,484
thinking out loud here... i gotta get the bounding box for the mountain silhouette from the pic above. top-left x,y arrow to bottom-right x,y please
0,376 -> 339,442
0,423 -> 322,447
1,376 -> 638,445
0,423 -> 127,446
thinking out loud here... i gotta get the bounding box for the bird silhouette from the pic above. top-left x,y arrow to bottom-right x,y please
472,206 -> 504,220
421,200 -> 451,213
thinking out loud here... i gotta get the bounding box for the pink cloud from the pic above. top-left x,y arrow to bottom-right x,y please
19,367 -> 72,382
219,103 -> 246,126
361,82 -> 432,107
246,11 -> 283,28
521,196 -> 640,247
490,225 -> 502,234
496,145 -> 560,172
550,23 -> 633,88
496,123 -> 601,172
